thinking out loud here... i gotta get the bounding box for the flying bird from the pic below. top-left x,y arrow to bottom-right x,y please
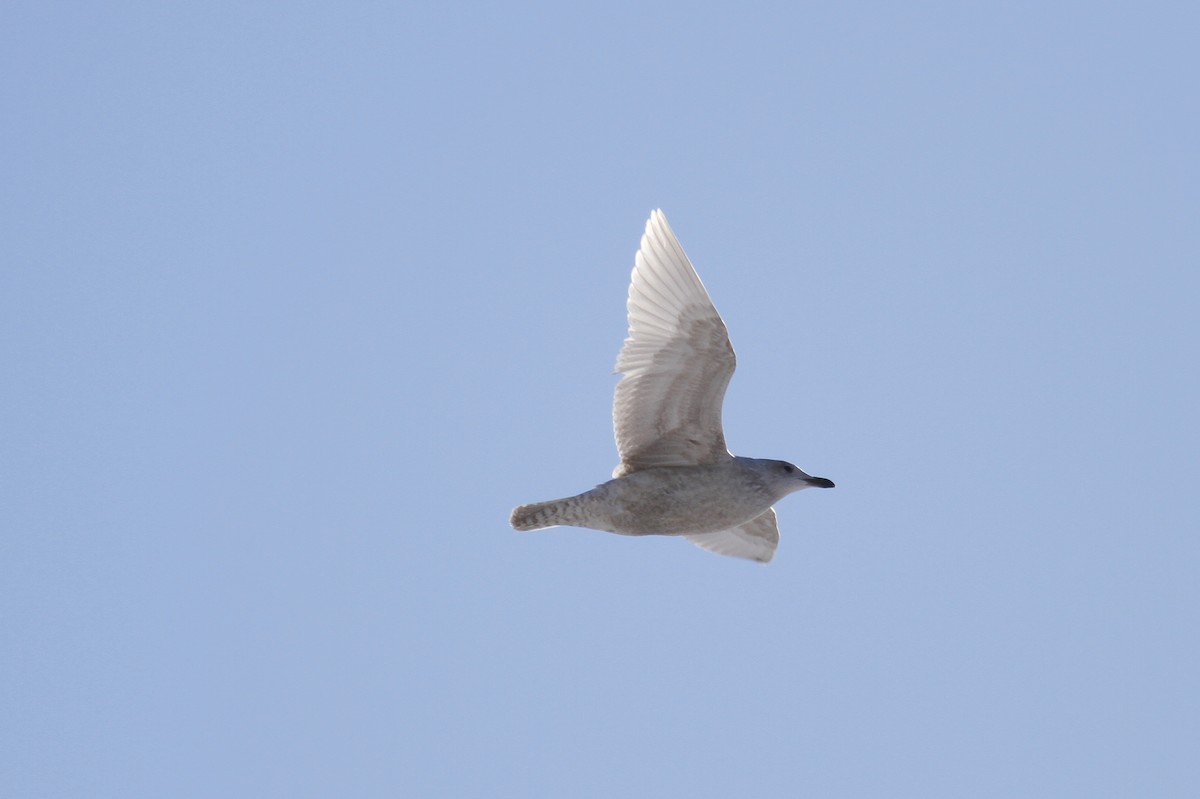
511,210 -> 833,562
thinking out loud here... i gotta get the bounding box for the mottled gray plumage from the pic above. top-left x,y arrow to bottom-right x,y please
511,210 -> 833,562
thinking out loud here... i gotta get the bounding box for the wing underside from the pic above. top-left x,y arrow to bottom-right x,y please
683,509 -> 780,563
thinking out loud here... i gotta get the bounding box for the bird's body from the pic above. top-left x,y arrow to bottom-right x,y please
511,458 -> 813,536
511,210 -> 833,563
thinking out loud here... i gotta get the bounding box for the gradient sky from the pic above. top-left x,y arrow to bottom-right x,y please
3,1 -> 1198,797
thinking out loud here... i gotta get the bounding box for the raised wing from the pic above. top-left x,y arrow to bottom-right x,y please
612,210 -> 735,477
683,509 -> 779,563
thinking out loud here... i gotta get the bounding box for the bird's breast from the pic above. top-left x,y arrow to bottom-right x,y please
586,463 -> 772,536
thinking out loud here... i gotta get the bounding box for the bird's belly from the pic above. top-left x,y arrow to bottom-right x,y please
583,466 -> 770,536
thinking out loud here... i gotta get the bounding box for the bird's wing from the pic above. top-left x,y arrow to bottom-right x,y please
683,509 -> 779,563
612,209 -> 735,476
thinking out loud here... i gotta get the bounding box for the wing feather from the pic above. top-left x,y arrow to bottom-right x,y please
683,510 -> 779,563
612,210 -> 735,476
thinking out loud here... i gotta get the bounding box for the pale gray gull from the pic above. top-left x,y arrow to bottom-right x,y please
510,209 -> 833,563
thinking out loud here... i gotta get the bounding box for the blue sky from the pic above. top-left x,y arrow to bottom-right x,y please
3,1 -> 1197,796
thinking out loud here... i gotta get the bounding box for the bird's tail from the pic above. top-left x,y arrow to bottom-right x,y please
510,497 -> 589,531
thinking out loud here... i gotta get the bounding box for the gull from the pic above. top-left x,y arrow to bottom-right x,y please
510,210 -> 833,562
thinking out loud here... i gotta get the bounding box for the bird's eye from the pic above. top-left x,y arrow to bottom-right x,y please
782,464 -> 794,474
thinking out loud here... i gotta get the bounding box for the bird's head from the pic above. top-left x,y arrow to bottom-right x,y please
758,459 -> 835,498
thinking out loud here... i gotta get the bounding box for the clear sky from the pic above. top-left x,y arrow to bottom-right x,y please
3,1 -> 1197,797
